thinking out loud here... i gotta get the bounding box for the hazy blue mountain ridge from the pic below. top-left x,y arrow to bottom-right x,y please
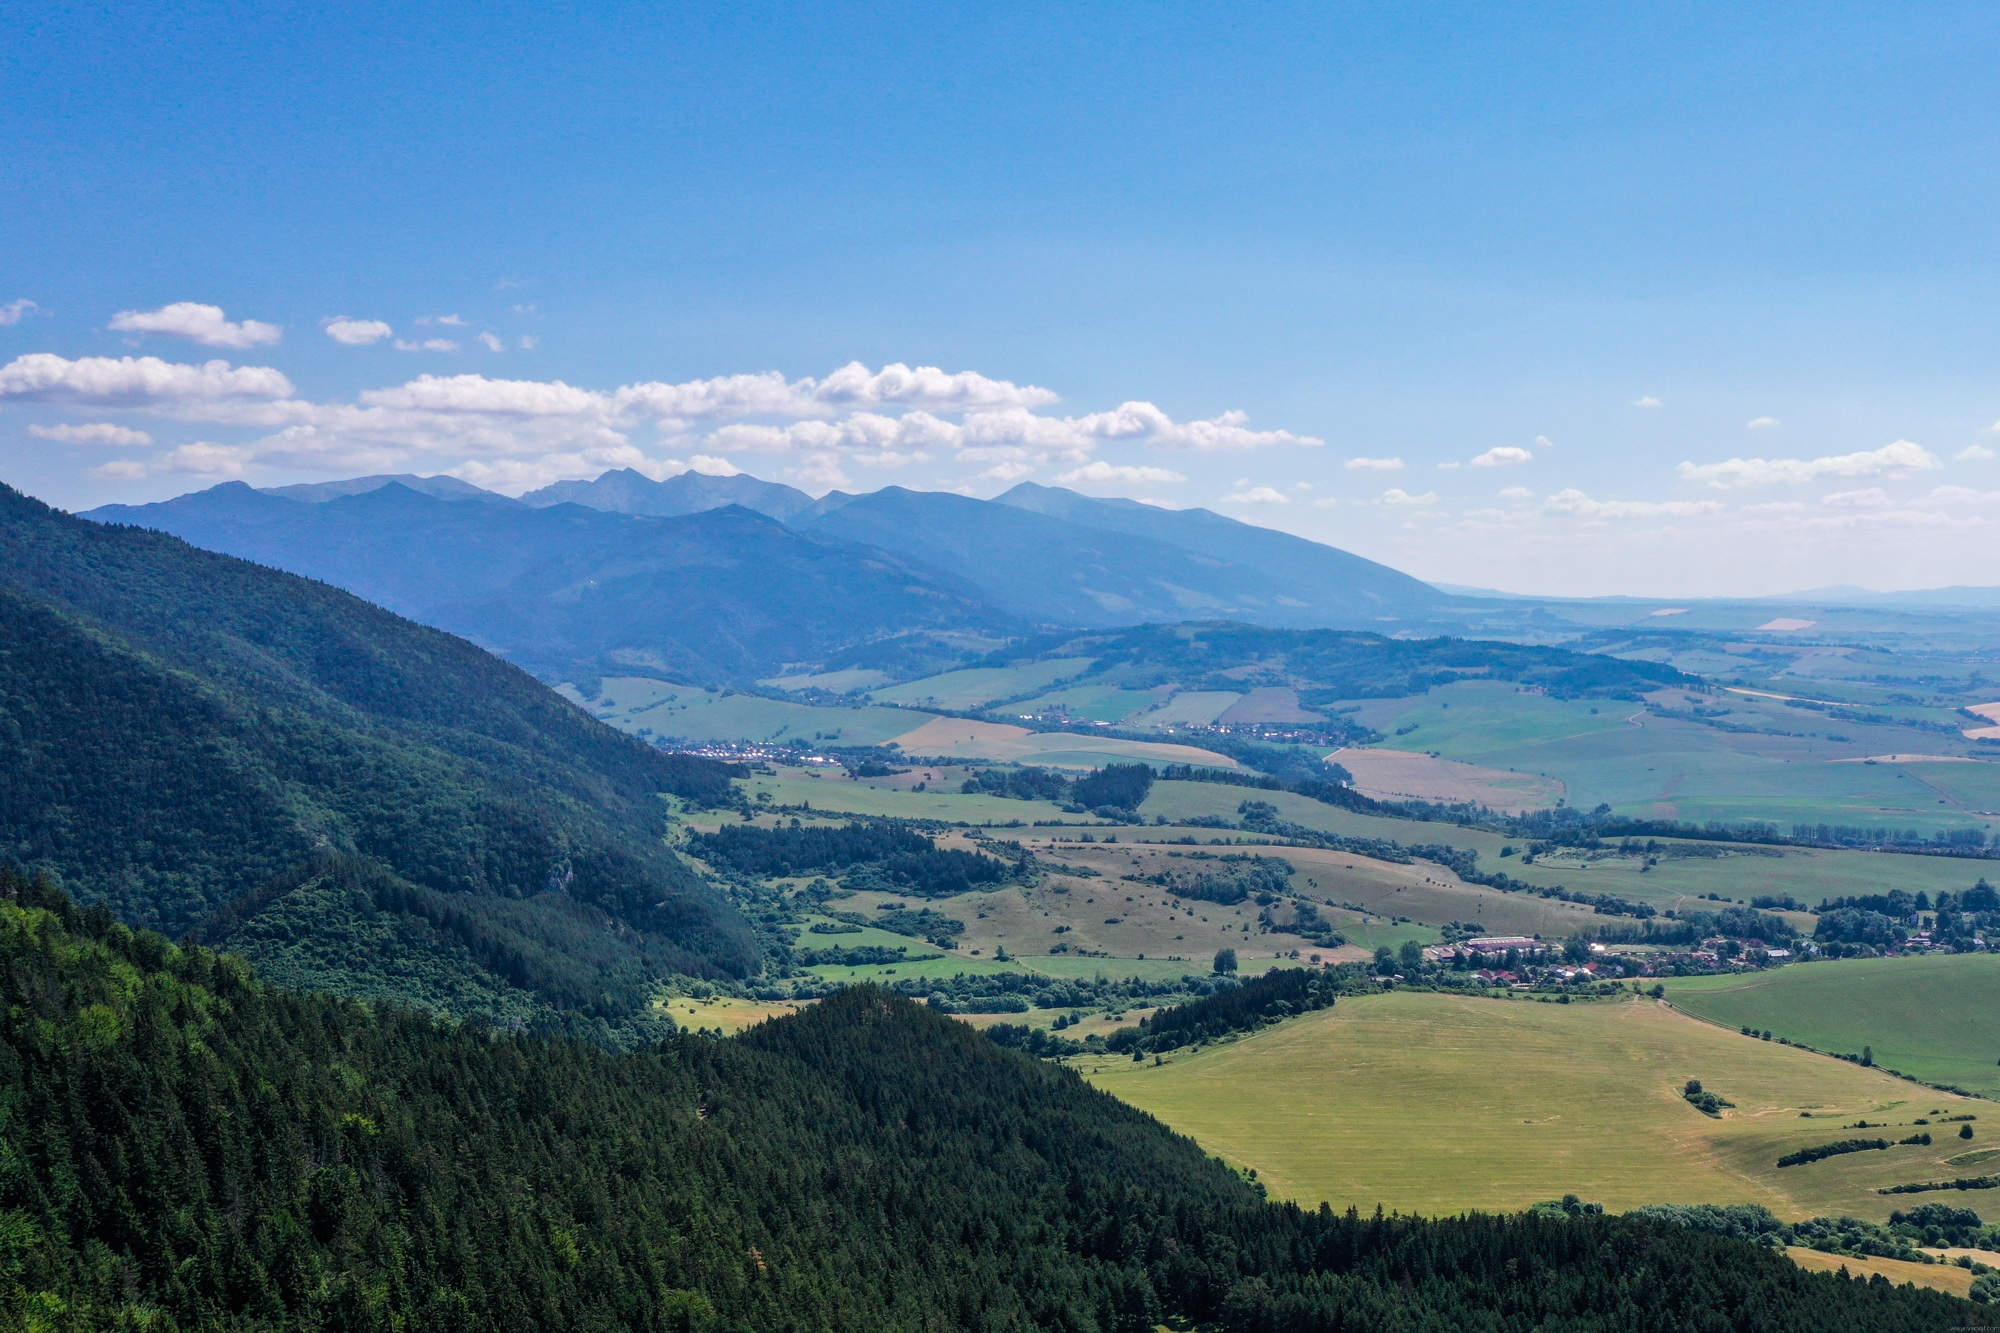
85,481 -> 1015,682
519,466 -> 818,520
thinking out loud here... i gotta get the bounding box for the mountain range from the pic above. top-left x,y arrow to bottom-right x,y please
84,467 -> 1455,683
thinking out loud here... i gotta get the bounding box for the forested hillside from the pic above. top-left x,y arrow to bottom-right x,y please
0,869 -> 1983,1332
0,484 -> 753,1040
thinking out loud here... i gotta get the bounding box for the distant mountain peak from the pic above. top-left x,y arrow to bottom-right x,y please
261,473 -> 514,505
519,467 -> 815,521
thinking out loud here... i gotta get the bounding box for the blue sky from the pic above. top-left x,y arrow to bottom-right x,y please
4,0 -> 1999,594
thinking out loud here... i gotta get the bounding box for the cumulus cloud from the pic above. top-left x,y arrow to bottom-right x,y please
110,302 -> 281,349
1748,416 -> 1779,429
1676,439 -> 1942,488
324,318 -> 392,346
445,444 -> 683,493
0,299 -> 40,326
1532,435 -> 1555,449
1345,456 -> 1403,471
418,314 -> 467,327
28,422 -> 154,446
1222,486 -> 1289,504
1377,488 -> 1439,507
1471,446 -> 1533,468
1498,486 -> 1535,501
478,333 -> 505,353
1927,485 -> 2000,506
11,353 -> 1324,499
394,339 -> 460,353
1959,444 -> 1996,461
688,454 -> 741,476
812,361 -> 1058,412
158,442 -> 253,475
0,354 -> 294,402
1822,488 -> 1893,508
1634,396 -> 1662,408
1543,489 -> 1724,518
91,460 -> 148,480
1055,461 -> 1188,485
1068,402 -> 1321,451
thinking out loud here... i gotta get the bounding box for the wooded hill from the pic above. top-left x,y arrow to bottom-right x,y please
0,484 -> 752,1042
0,868 -> 1984,1332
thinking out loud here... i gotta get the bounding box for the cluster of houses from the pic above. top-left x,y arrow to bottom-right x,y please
1416,933 -> 1804,986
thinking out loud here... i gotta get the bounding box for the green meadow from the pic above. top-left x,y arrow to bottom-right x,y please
1662,955 -> 2000,1099
1336,678 -> 2000,834
869,658 -> 1096,710
1006,684 -> 1162,722
565,677 -> 932,746
1086,990 -> 1993,1222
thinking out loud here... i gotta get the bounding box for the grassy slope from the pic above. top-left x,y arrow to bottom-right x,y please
869,658 -> 1094,709
565,677 -> 933,746
1087,991 -> 1991,1222
1663,955 -> 2000,1098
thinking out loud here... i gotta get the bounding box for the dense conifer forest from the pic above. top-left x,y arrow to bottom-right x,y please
0,485 -> 752,1040
0,867 -> 1986,1332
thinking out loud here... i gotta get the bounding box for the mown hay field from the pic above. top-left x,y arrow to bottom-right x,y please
1085,990 -> 1990,1222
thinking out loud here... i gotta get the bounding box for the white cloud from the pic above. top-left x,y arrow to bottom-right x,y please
0,299 -> 40,326
1739,501 -> 1807,513
1471,446 -> 1534,468
1821,487 -> 1893,508
478,333 -> 505,353
1927,485 -> 2000,506
12,354 -> 1326,501
1345,456 -> 1404,471
159,442 -> 253,475
1532,435 -> 1555,449
418,314 -> 467,327
1055,461 -> 1188,485
28,422 -> 154,446
324,318 -> 392,346
109,302 -> 282,349
1748,416 -> 1779,429
812,361 -> 1058,411
1222,486 -> 1289,504
0,353 -> 294,402
1377,488 -> 1440,507
1543,489 -> 1724,518
446,444 -> 682,493
688,454 -> 741,476
394,339 -> 460,353
1676,439 -> 1942,488
1498,486 -> 1535,501
1634,396 -> 1662,408
519,335 -> 538,350
90,459 -> 148,480
1066,402 -> 1321,451
795,450 -> 852,491
1958,444 -> 1995,461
